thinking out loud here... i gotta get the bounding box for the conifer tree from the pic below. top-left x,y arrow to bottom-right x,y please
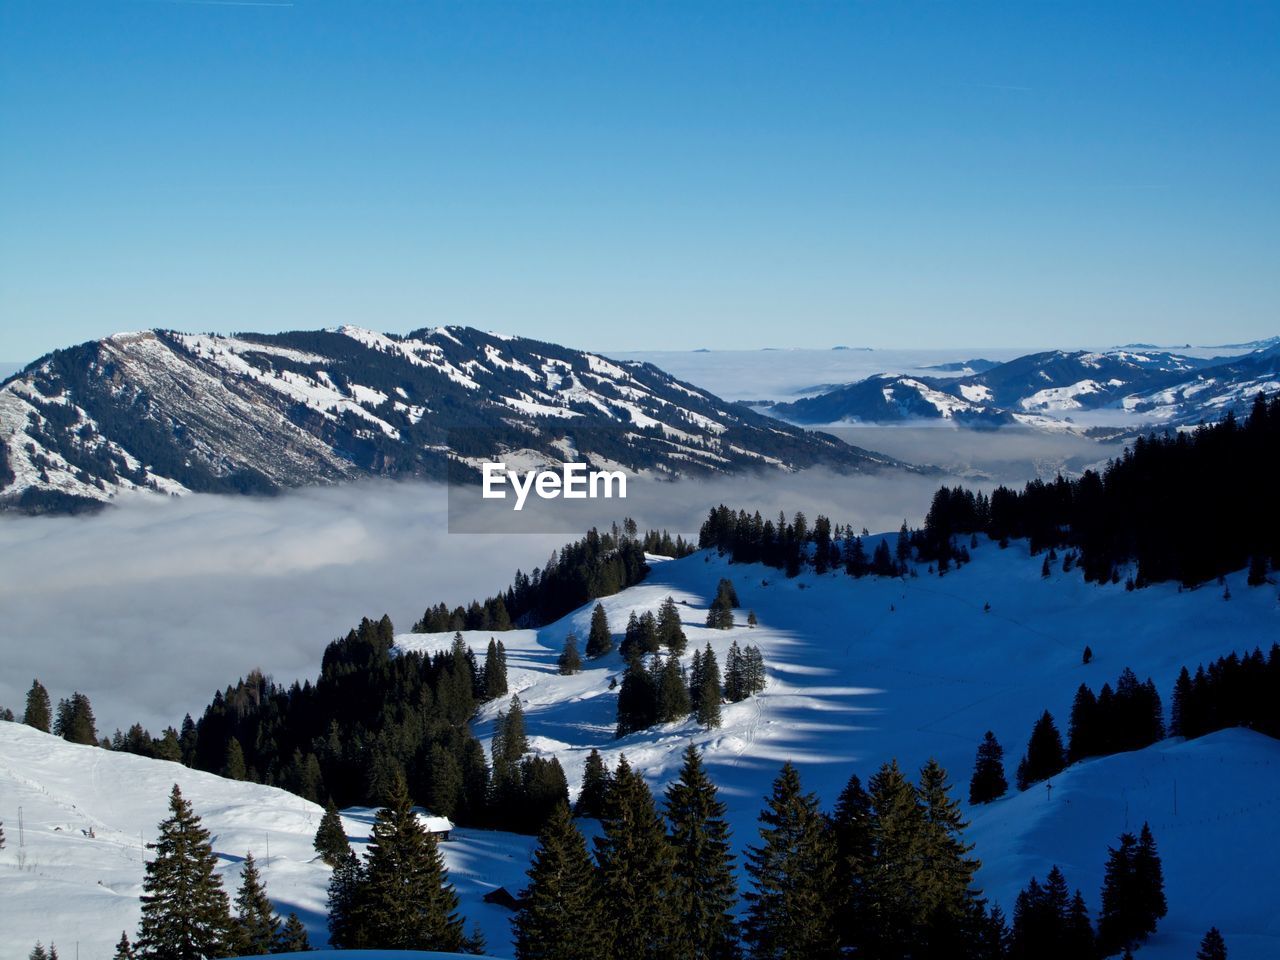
694,644 -> 723,728
615,657 -> 658,737
586,603 -> 613,658
54,692 -> 97,745
23,679 -> 52,733
558,634 -> 583,675
360,773 -> 466,950
916,758 -> 979,921
1133,822 -> 1168,938
223,738 -> 248,781
113,932 -> 133,960
594,757 -> 680,960
229,852 -> 279,955
655,655 -> 691,723
484,638 -> 509,699
1197,927 -> 1227,960
743,762 -> 838,960
1068,684 -> 1101,762
425,742 -> 464,820
313,801 -> 350,869
968,731 -> 1008,804
657,596 -> 688,655
830,773 -> 873,955
743,645 -> 767,695
136,784 -> 233,960
513,802 -> 608,960
1063,889 -> 1096,959
664,745 -> 739,960
747,610 -> 758,628
865,759 -> 928,953
275,913 -> 311,952
1016,711 -> 1066,790
723,642 -> 747,703
326,851 -> 367,948
574,748 -> 610,819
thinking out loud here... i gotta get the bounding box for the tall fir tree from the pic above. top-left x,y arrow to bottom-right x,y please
968,731 -> 1008,804
54,691 -> 97,745
325,851 -> 367,949
359,773 -> 466,951
1197,927 -> 1227,960
1016,711 -> 1066,790
223,738 -> 248,781
229,852 -> 279,955
23,679 -> 52,733
594,757 -> 680,960
574,748 -> 610,819
916,758 -> 979,923
742,762 -> 839,960
275,913 -> 311,952
135,784 -> 233,960
586,603 -> 613,658
664,745 -> 740,960
558,634 -> 583,676
513,802 -> 609,960
694,643 -> 723,728
830,773 -> 873,956
484,638 -> 509,699
112,932 -> 134,960
655,655 -> 691,723
657,596 -> 688,654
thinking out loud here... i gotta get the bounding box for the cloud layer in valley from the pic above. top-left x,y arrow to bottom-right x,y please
0,428 -> 1097,734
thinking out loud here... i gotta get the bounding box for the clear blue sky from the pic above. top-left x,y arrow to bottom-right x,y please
2,1 -> 1277,362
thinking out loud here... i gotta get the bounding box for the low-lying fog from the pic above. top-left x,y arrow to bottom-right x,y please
0,425 -> 1111,734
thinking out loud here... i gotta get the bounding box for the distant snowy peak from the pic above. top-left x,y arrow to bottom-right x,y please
0,326 -> 902,513
771,343 -> 1280,430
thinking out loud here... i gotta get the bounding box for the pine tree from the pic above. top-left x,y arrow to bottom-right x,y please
223,738 -> 248,781
558,634 -> 583,675
657,596 -> 688,655
136,784 -> 233,960
743,762 -> 838,960
1248,554 -> 1269,587
1016,711 -> 1066,790
916,758 -> 979,922
275,913 -> 311,952
1133,822 -> 1168,938
968,731 -> 1008,804
230,852 -> 279,955
575,748 -> 611,819
112,932 -> 134,960
694,643 -> 723,728
484,638 -> 509,699
586,603 -> 613,658
743,645 -> 766,695
594,757 -> 680,960
425,742 -> 463,819
723,642 -> 747,703
360,773 -> 466,950
1063,889 -> 1096,959
54,691 -> 97,745
1098,832 -> 1138,955
615,657 -> 658,737
326,851 -> 367,948
313,804 -> 350,867
664,745 -> 739,960
864,759 -> 928,954
830,773 -> 873,956
1197,927 -> 1227,960
23,679 -> 52,733
655,655 -> 691,723
1068,684 -> 1100,762
513,802 -> 608,960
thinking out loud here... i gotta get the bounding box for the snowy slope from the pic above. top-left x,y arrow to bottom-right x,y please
401,544 -> 1280,958
0,722 -> 534,960
4,541 -> 1279,958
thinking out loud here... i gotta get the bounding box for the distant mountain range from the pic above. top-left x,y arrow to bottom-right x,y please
0,326 -> 903,514
770,342 -> 1280,431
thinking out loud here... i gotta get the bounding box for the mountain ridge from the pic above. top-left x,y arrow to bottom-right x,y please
0,325 -> 906,514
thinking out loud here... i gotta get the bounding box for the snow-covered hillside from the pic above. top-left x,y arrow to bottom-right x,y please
4,541 -> 1278,958
402,544 -> 1280,959
0,722 -> 533,960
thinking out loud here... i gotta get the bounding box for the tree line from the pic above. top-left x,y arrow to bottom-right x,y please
413,521 -> 693,633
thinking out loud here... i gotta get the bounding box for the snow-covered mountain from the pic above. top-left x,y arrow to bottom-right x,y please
0,326 -> 901,514
5,539 -> 1278,958
770,343 -> 1280,431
